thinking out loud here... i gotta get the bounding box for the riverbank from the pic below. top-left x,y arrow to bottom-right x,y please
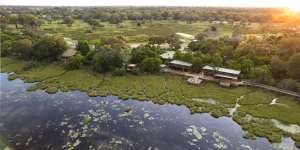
1,57 -> 300,147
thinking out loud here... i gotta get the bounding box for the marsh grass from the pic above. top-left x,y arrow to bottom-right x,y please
1,57 -> 300,147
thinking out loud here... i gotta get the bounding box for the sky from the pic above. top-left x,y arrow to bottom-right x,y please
0,0 -> 300,9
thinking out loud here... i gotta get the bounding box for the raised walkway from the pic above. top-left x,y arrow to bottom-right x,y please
242,81 -> 300,98
164,68 -> 300,98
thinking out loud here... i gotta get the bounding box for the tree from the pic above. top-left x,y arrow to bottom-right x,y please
277,79 -> 299,92
188,39 -> 218,54
9,14 -> 18,28
240,58 -> 254,77
32,35 -> 67,61
77,40 -> 90,56
195,33 -> 208,41
65,53 -> 84,70
278,37 -> 300,60
191,57 -> 204,73
288,53 -> 300,80
83,50 -> 97,65
166,35 -> 182,50
237,36 -> 275,57
211,52 -> 223,66
225,59 -> 241,70
148,36 -> 166,45
130,45 -> 159,64
250,65 -> 274,84
1,40 -> 12,57
11,38 -> 33,59
92,49 -> 123,73
63,16 -> 74,25
139,57 -> 162,73
270,56 -> 287,79
19,14 -> 37,27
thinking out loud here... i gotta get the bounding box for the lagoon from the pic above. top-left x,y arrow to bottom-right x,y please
0,73 -> 298,150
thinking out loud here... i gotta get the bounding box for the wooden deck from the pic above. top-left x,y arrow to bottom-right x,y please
164,68 -> 300,98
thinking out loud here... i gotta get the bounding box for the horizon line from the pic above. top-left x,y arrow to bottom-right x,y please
0,5 -> 288,9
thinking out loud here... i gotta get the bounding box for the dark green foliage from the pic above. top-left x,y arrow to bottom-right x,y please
63,16 -> 74,25
278,37 -> 300,59
270,56 -> 287,79
277,79 -> 299,92
211,52 -> 223,66
173,51 -> 193,62
11,38 -> 33,59
250,65 -> 274,85
32,35 -> 67,61
21,62 -> 38,71
77,40 -> 90,56
65,53 -> 84,70
148,36 -> 166,45
0,40 -> 12,57
191,57 -> 204,73
83,50 -> 97,65
166,34 -> 182,50
112,68 -> 126,76
92,48 -> 123,73
139,57 -> 162,73
189,38 -> 218,53
130,45 -> 160,64
240,58 -> 254,77
225,59 -> 241,70
288,53 -> 300,80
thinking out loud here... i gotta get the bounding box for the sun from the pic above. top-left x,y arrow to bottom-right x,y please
289,6 -> 300,12
287,1 -> 300,12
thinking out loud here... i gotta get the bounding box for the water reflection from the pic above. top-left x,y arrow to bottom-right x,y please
0,73 -> 298,150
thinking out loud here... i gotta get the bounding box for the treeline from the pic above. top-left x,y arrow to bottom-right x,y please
173,33 -> 300,92
1,6 -> 298,26
2,26 -> 300,92
0,29 -> 166,76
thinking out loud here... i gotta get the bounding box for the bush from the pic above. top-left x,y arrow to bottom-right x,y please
77,40 -> 90,56
21,62 -> 38,71
112,68 -> 126,76
277,79 -> 299,92
0,40 -> 12,57
32,35 -> 67,61
65,53 -> 84,70
139,57 -> 162,73
92,49 -> 123,73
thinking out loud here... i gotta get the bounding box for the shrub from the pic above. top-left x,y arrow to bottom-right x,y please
112,68 -> 126,76
65,53 -> 84,70
139,57 -> 162,73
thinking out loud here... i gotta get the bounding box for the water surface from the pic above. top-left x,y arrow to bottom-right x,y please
0,73 -> 298,150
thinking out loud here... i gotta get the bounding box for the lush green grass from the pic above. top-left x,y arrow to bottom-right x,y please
39,20 -> 233,43
17,63 -> 66,82
233,111 -> 284,143
0,136 -> 12,150
2,57 -> 300,147
0,57 -> 30,73
239,95 -> 300,125
239,90 -> 277,105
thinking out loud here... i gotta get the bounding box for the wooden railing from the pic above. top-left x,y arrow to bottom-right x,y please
242,81 -> 300,98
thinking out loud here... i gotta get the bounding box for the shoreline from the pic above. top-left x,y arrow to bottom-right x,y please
1,57 -> 300,147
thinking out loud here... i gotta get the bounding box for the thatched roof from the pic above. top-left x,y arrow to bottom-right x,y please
61,48 -> 77,58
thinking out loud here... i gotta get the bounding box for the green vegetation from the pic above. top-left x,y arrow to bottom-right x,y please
0,136 -> 12,150
1,6 -> 300,148
2,57 -> 300,147
40,20 -> 232,43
